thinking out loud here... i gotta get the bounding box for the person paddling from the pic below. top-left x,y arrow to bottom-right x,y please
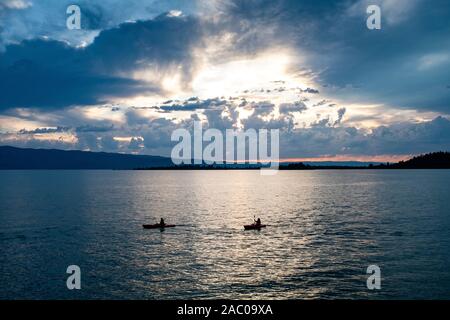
243,217 -> 266,230
143,218 -> 175,229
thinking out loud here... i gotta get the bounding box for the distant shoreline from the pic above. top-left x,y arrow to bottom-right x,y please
133,165 -> 450,170
1,168 -> 450,171
1,146 -> 449,170
1,166 -> 450,170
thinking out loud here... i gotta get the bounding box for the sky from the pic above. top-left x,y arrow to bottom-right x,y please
0,0 -> 449,161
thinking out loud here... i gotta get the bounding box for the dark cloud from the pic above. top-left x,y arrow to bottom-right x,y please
0,0 -> 198,48
139,117 -> 178,155
87,13 -> 203,77
249,101 -> 275,116
310,1 -> 450,113
279,101 -> 307,114
212,0 -> 344,54
278,116 -> 450,158
219,0 -> 450,114
128,137 -> 144,151
17,124 -> 115,135
312,100 -> 330,107
0,13 -> 203,109
75,124 -> 115,133
79,3 -> 106,30
18,126 -> 70,134
334,107 -> 346,126
158,98 -> 228,112
300,88 -> 320,94
100,135 -> 119,151
311,117 -> 331,128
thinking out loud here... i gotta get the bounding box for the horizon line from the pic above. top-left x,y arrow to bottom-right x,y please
1,145 -> 415,163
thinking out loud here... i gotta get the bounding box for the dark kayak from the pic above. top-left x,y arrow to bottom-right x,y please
244,224 -> 266,230
143,224 -> 176,229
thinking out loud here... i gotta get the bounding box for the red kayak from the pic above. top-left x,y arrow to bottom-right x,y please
244,224 -> 266,230
143,224 -> 176,229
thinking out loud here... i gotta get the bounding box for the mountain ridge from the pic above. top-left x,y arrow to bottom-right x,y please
0,145 -> 172,169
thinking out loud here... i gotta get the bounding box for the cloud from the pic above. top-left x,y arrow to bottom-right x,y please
300,88 -> 320,94
347,0 -> 422,26
312,100 -> 330,107
279,101 -> 307,114
75,124 -> 115,133
16,124 -> 114,135
418,53 -> 450,71
158,97 -> 228,112
18,126 -> 70,134
309,0 -> 450,112
0,47 -> 155,109
2,100 -> 450,159
217,0 -> 450,114
0,0 -> 198,47
248,101 -> 275,117
334,107 -> 346,125
0,13 -> 204,109
128,137 -> 144,151
0,0 -> 32,10
275,116 -> 450,158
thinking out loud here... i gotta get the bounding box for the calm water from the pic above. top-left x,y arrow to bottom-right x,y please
0,170 -> 449,299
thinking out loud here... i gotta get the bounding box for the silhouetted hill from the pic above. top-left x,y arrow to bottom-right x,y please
0,146 -> 172,169
389,152 -> 450,169
303,161 -> 382,167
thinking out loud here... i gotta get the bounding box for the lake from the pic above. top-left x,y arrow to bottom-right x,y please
0,170 -> 449,299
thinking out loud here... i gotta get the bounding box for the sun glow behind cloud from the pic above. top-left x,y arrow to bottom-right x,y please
108,43 -> 442,132
128,47 -> 328,114
108,26 -> 443,132
125,48 -> 310,103
191,49 -> 306,98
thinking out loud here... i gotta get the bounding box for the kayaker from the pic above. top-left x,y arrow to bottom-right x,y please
255,218 -> 261,226
160,218 -> 165,226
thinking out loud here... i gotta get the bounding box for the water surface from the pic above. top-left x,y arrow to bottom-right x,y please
0,170 -> 449,299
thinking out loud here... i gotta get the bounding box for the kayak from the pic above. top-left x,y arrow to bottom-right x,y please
143,224 -> 176,229
244,224 -> 266,230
